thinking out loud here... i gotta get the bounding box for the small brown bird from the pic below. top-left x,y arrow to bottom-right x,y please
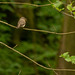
17,17 -> 27,29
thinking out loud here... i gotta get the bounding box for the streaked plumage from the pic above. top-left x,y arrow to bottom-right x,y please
17,17 -> 27,28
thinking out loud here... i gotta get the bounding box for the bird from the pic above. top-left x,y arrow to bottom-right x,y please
17,17 -> 27,29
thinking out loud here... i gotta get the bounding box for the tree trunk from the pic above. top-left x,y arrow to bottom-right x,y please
57,0 -> 75,75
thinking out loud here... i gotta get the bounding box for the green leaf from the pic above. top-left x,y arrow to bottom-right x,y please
73,12 -> 75,19
53,1 -> 63,8
56,8 -> 64,12
70,56 -> 75,64
65,57 -> 71,62
73,12 -> 75,15
60,52 -> 75,64
72,6 -> 75,11
67,3 -> 72,12
52,0 -> 64,11
60,52 -> 70,58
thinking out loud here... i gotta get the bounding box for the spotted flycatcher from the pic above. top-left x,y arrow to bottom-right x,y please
17,17 -> 27,28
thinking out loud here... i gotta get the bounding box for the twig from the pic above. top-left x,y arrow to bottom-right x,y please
62,12 -> 74,18
48,0 -> 53,4
13,44 -> 18,48
0,41 -> 75,72
47,63 -> 58,75
0,2 -> 51,7
52,24 -> 57,32
18,70 -> 21,75
69,0 -> 72,3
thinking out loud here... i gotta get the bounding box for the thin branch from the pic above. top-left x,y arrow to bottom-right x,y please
0,20 -> 16,28
1,20 -> 75,35
48,0 -> 53,4
13,44 -> 18,48
52,24 -> 57,32
0,1 -> 74,18
0,2 -> 51,7
69,0 -> 72,4
0,41 -> 75,72
47,63 -> 59,75
61,12 -> 74,18
18,70 -> 21,75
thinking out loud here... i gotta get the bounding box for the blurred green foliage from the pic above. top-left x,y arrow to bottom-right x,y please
0,0 -> 63,75
60,52 -> 75,64
67,2 -> 75,18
